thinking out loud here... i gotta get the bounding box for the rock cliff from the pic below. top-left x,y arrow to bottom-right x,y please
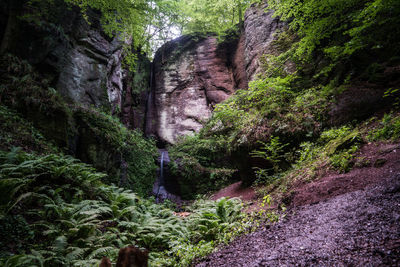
0,0 -> 150,129
243,3 -> 287,80
147,35 -> 240,144
148,3 -> 286,144
1,0 -> 287,145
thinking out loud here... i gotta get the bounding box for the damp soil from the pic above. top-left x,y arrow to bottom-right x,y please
196,142 -> 400,266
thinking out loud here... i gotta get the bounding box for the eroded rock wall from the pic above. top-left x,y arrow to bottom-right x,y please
148,35 -> 239,144
0,0 -> 150,127
243,3 -> 287,80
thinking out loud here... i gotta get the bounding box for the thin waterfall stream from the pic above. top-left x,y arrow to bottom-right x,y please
157,150 -> 165,196
153,149 -> 181,203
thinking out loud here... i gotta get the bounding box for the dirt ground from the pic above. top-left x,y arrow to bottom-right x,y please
196,142 -> 400,266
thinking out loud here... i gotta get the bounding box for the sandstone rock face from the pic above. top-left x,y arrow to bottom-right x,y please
148,35 -> 238,144
149,4 -> 288,144
2,0 -> 288,144
56,28 -> 124,109
0,1 -> 150,124
243,3 -> 286,80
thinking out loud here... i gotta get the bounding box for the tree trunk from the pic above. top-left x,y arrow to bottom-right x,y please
238,1 -> 243,25
0,0 -> 19,54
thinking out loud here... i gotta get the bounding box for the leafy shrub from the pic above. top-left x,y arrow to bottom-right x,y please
74,108 -> 158,196
289,125 -> 361,179
168,134 -> 237,199
268,0 -> 400,80
319,126 -> 353,143
187,198 -> 243,242
0,215 -> 34,258
251,137 -> 288,173
330,144 -> 359,172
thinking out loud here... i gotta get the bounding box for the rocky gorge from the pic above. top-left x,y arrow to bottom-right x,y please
2,0 -> 396,197
1,1 -> 287,145
0,1 -> 294,200
1,0 -> 400,266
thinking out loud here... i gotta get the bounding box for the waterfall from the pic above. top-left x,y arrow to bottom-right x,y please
153,149 -> 181,203
156,151 -> 165,197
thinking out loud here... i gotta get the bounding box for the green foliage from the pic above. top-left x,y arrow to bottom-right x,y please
187,198 -> 243,242
319,126 -> 353,143
251,137 -> 288,173
295,126 -> 362,173
0,150 -> 245,266
368,113 -> 400,141
203,75 -> 330,148
329,144 -> 359,172
0,54 -> 75,149
0,105 -> 58,153
0,215 -> 34,258
0,54 -> 73,117
256,194 -> 286,223
170,134 -> 228,167
177,0 -> 252,38
23,0 -> 182,56
383,88 -> 400,108
168,134 -> 237,199
268,0 -> 400,78
74,107 -> 157,196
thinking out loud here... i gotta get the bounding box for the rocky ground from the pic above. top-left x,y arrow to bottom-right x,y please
197,143 -> 400,266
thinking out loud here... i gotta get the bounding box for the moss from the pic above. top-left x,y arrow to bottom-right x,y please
324,131 -> 361,156
0,105 -> 59,153
73,107 -> 158,196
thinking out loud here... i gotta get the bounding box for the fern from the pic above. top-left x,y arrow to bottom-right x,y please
1,150 -> 245,266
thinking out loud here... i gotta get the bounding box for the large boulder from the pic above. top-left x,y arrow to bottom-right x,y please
148,35 -> 239,144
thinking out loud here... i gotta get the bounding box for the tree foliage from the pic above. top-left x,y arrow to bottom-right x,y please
177,0 -> 253,36
268,0 -> 400,71
68,0 -> 184,52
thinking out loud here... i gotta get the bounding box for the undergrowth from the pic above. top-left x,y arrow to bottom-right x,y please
368,113 -> 400,141
0,105 -> 59,154
0,149 -> 247,267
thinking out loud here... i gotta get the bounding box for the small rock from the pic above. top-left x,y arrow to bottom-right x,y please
374,158 -> 387,167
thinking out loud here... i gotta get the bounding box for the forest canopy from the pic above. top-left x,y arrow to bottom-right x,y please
59,0 -> 252,53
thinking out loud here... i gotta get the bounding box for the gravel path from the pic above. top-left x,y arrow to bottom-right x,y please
196,173 -> 400,266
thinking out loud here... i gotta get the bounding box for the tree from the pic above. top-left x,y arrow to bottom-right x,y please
177,0 -> 252,37
268,0 -> 400,66
63,0 -> 180,53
